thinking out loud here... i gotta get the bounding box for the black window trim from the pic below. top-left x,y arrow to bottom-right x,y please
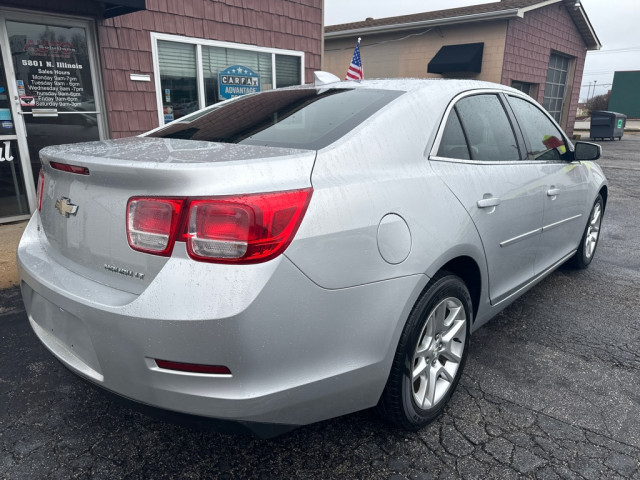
498,92 -> 527,161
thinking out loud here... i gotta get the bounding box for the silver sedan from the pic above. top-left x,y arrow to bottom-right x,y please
18,77 -> 606,436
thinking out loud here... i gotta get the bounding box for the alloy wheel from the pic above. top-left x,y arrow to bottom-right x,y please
411,297 -> 467,409
585,202 -> 602,259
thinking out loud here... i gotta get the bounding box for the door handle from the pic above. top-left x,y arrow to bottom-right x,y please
477,197 -> 501,208
547,188 -> 561,197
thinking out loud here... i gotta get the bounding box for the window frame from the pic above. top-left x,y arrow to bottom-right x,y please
542,52 -> 573,124
430,90 -> 526,164
510,80 -> 538,99
430,89 -> 576,165
150,32 -> 305,127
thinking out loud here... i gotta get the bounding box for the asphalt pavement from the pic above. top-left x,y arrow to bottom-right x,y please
1,134 -> 640,479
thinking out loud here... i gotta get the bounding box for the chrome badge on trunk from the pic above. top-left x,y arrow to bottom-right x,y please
54,197 -> 78,217
104,264 -> 145,280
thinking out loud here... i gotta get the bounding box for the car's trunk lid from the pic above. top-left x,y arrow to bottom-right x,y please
38,137 -> 316,295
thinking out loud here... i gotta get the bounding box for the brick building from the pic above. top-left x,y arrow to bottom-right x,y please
324,0 -> 599,135
0,0 -> 323,223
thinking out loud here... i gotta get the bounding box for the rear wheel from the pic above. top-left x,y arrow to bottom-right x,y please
568,194 -> 603,269
378,273 -> 471,430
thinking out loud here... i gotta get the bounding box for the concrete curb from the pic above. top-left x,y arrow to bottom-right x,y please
573,129 -> 640,140
574,129 -> 640,133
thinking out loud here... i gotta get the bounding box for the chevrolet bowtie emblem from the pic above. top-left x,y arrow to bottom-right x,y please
55,197 -> 79,217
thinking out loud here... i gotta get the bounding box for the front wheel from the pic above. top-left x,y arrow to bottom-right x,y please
378,273 -> 471,430
568,194 -> 603,269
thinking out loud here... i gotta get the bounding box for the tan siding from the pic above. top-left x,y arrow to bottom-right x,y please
324,21 -> 508,83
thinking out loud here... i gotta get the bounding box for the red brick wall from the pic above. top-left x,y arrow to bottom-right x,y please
97,0 -> 323,138
501,3 -> 587,135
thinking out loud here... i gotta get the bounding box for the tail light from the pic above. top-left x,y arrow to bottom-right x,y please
50,161 -> 90,175
37,169 -> 45,211
126,188 -> 312,263
127,198 -> 185,255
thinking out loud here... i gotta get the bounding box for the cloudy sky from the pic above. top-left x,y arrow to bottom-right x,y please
324,0 -> 640,101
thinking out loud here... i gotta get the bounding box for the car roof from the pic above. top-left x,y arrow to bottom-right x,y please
293,77 -> 527,102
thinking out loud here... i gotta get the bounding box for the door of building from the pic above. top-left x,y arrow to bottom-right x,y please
0,42 -> 30,221
0,11 -> 106,223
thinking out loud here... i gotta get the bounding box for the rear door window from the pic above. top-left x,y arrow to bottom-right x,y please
437,110 -> 471,160
455,94 -> 521,161
149,88 -> 403,150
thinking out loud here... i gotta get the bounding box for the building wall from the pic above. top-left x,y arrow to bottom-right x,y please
608,71 -> 640,118
97,0 -> 323,138
324,21 -> 508,83
501,3 -> 588,135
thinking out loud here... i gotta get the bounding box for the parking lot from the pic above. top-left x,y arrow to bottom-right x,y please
2,133 -> 640,480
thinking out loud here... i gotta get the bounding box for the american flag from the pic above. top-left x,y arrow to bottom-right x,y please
346,38 -> 363,81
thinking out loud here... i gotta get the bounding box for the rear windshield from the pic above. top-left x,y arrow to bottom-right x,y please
149,88 -> 403,150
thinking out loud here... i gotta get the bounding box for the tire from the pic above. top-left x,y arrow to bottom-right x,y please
568,194 -> 603,269
378,272 -> 472,430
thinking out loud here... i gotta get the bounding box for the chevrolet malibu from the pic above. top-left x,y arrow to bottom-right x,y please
18,77 -> 607,436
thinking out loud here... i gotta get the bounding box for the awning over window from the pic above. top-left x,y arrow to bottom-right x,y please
98,0 -> 146,18
428,43 -> 484,74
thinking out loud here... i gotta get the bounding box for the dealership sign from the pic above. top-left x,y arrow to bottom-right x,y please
218,65 -> 260,100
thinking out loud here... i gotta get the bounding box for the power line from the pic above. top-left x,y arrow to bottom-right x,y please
588,46 -> 640,55
324,28 -> 434,52
581,69 -> 640,76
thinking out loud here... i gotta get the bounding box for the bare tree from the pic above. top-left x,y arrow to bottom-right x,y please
586,92 -> 610,114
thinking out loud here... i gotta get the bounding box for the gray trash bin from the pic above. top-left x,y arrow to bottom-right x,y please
590,111 -> 627,141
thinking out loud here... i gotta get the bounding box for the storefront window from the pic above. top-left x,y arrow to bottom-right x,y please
158,40 -> 198,122
0,139 -> 29,218
0,43 -> 29,218
276,54 -> 301,88
203,46 -> 272,106
7,20 -> 100,187
8,21 -> 96,113
154,35 -> 303,125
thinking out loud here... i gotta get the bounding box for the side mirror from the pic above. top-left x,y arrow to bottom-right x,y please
574,141 -> 601,161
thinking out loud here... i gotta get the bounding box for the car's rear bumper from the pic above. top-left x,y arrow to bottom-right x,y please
18,214 -> 426,427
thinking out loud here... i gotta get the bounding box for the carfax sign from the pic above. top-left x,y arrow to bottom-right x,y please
218,65 -> 260,100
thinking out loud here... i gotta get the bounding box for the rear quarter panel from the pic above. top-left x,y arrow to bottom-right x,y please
285,88 -> 487,290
